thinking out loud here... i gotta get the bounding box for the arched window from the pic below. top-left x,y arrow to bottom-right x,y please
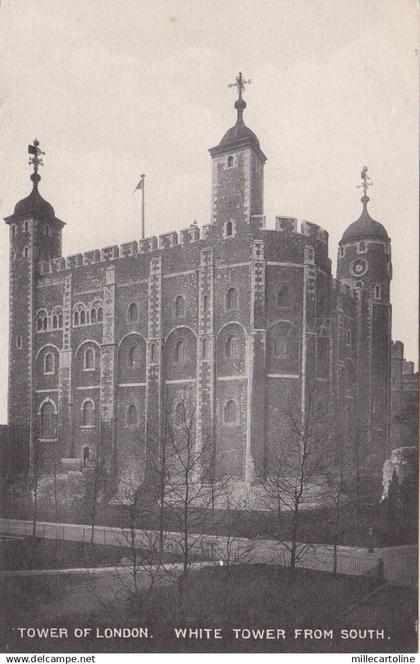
97,307 -> 103,322
23,246 -> 28,259
174,295 -> 185,317
272,337 -> 287,357
224,400 -> 237,424
226,288 -> 237,311
37,317 -> 43,331
346,330 -> 352,347
225,221 -> 233,237
40,401 -> 56,438
82,400 -> 95,426
83,446 -> 90,466
24,220 -> 29,232
203,294 -> 209,312
128,345 -> 140,368
74,311 -> 79,326
358,241 -> 366,252
128,302 -> 138,322
52,315 -> 58,329
277,285 -> 289,307
202,338 -> 208,360
175,340 -> 186,363
80,310 -> 86,325
227,155 -> 234,168
44,352 -> 55,374
150,343 -> 156,363
43,317 -> 48,331
58,314 -> 63,328
91,308 -> 97,323
374,284 -> 381,300
175,402 -> 185,427
84,347 -> 95,370
127,404 -> 138,426
225,335 -> 239,359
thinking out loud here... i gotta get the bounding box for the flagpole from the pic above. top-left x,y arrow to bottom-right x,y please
140,174 -> 145,239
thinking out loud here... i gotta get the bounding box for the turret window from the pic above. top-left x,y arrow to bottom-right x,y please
40,401 -> 57,439
23,246 -> 29,259
24,221 -> 29,232
175,340 -> 186,363
374,284 -> 381,301
227,155 -> 234,168
174,295 -> 185,318
128,345 -> 140,368
346,330 -> 352,347
82,399 -> 95,427
84,348 -> 95,371
224,220 -> 234,238
44,352 -> 55,374
339,246 -> 345,257
357,241 -> 366,253
225,335 -> 239,359
226,287 -> 238,311
15,336 -> 22,349
224,400 -> 238,424
128,302 -> 138,322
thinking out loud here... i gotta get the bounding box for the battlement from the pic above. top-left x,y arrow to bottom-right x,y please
275,216 -> 328,244
391,340 -> 404,357
36,225 -> 204,276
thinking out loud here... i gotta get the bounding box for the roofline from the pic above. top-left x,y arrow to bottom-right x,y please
4,213 -> 65,228
209,139 -> 267,163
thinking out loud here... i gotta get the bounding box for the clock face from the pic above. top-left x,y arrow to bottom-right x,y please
350,258 -> 368,277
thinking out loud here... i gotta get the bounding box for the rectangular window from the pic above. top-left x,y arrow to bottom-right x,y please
15,336 -> 22,349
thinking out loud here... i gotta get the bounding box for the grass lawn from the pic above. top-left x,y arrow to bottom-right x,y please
0,563 -> 416,653
0,536 -> 184,571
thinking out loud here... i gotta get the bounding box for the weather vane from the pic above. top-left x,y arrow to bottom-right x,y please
28,138 -> 45,174
228,72 -> 252,100
357,166 -> 373,197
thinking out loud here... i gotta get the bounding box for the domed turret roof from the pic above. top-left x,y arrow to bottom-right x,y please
219,99 -> 261,149
14,172 -> 55,219
209,75 -> 267,161
341,196 -> 388,243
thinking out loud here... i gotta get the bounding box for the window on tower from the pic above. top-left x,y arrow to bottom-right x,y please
174,340 -> 186,363
128,302 -> 138,322
224,220 -> 235,238
84,347 -> 95,371
82,400 -> 95,427
374,284 -> 381,300
44,352 -> 55,374
225,335 -> 239,359
224,400 -> 237,424
174,295 -> 185,318
40,401 -> 56,439
226,287 -> 238,311
24,220 -> 29,232
227,155 -> 234,168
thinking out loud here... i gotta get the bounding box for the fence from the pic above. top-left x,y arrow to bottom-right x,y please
0,517 -> 384,580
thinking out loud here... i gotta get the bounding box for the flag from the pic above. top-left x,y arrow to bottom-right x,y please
133,178 -> 144,193
28,144 -> 37,155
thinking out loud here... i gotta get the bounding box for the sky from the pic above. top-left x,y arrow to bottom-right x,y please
0,0 -> 418,422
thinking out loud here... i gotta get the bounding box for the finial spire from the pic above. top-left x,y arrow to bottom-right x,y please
228,72 -> 252,123
28,139 -> 45,187
357,166 -> 373,209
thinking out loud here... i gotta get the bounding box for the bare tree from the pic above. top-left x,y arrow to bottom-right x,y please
261,386 -> 334,569
323,433 -> 352,575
